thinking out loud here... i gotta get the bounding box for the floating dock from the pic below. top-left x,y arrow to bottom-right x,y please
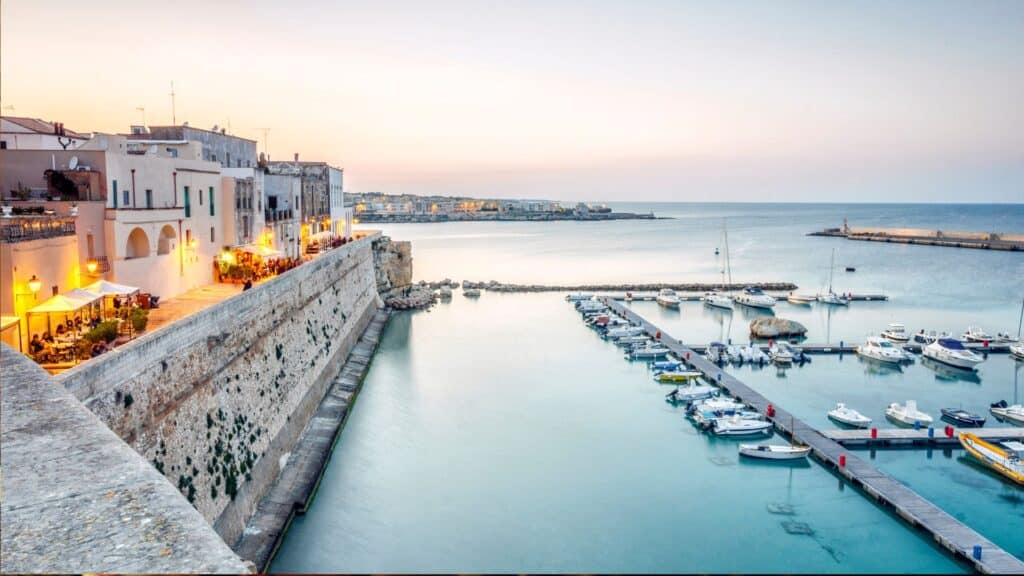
824,427 -> 1024,447
608,292 -> 888,302
600,297 -> 1024,574
810,225 -> 1024,252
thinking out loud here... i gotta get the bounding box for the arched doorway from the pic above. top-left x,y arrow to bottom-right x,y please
157,224 -> 176,255
125,227 -> 150,259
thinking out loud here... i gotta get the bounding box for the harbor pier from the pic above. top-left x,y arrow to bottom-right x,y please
600,297 -> 1024,574
809,224 -> 1024,252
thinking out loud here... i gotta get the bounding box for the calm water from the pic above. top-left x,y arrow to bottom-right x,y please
273,203 -> 1022,572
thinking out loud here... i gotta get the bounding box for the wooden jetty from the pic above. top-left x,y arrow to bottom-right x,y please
810,225 -> 1024,252
824,427 -> 1024,447
607,292 -> 888,302
601,297 -> 1024,574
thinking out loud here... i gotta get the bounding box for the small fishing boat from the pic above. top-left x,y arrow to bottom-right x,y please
577,301 -> 606,313
940,408 -> 986,428
725,344 -> 744,364
745,343 -> 770,364
739,444 -> 811,460
885,400 -> 933,427
881,323 -> 910,343
463,288 -> 481,298
770,341 -> 802,364
1011,342 -> 1024,360
653,369 -> 703,383
734,286 -> 777,309
705,342 -> 727,364
650,359 -> 683,371
845,266 -> 856,272
912,330 -> 951,345
958,433 -> 1024,485
688,398 -> 747,414
817,291 -> 850,306
856,337 -> 904,364
628,345 -> 670,359
604,326 -> 645,340
922,338 -> 984,370
990,401 -> 1024,426
786,293 -> 816,305
713,415 -> 773,437
827,403 -> 872,428
962,326 -> 994,343
614,335 -> 651,347
703,291 -> 733,310
656,288 -> 681,309
566,293 -> 594,302
665,383 -> 719,403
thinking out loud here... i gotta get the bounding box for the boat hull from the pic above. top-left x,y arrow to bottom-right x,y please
739,445 -> 811,460
856,347 -> 903,364
959,433 -> 1024,485
828,412 -> 872,429
991,407 -> 1024,427
922,349 -> 983,370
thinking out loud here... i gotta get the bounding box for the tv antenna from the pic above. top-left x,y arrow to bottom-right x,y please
256,127 -> 271,156
136,106 -> 146,127
169,81 -> 177,125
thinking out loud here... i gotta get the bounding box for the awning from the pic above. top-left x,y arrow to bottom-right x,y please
83,280 -> 141,296
237,244 -> 286,259
1,316 -> 20,332
28,291 -> 100,314
308,230 -> 336,241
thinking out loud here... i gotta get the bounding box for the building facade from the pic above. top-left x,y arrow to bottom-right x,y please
0,117 -> 90,151
262,172 -> 302,258
129,125 -> 258,168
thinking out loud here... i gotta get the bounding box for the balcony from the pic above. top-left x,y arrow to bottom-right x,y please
1,215 -> 76,243
265,209 -> 294,223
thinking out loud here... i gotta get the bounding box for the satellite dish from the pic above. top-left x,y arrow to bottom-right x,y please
68,156 -> 79,169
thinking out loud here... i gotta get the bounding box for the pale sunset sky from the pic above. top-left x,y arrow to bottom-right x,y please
2,0 -> 1022,202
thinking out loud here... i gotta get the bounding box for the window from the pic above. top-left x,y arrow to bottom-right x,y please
209,187 -> 215,216
112,180 -> 118,208
186,229 -> 192,246
226,152 -> 231,167
145,189 -> 153,209
210,227 -> 215,242
0,140 -> 6,149
184,186 -> 191,217
123,189 -> 130,207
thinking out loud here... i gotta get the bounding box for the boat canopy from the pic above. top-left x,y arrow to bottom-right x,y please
938,338 -> 966,350
744,287 -> 764,294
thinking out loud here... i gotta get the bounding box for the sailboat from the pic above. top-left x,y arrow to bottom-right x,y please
704,221 -> 733,310
739,417 -> 811,460
1011,298 -> 1024,360
817,248 -> 849,305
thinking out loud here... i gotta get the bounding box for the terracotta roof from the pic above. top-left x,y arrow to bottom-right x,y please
2,116 -> 87,138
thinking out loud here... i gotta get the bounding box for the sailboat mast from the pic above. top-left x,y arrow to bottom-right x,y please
828,248 -> 836,294
1017,297 -> 1023,339
723,221 -> 732,286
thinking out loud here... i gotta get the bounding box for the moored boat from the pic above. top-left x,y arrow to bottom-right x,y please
650,359 -> 683,371
817,291 -> 850,306
713,415 -> 773,436
734,286 -> 777,309
962,326 -> 994,343
922,338 -> 984,370
703,291 -> 733,310
885,400 -> 933,427
856,336 -> 904,364
990,400 -> 1024,426
565,293 -> 594,302
656,288 -> 681,309
665,383 -> 719,403
940,408 -> 986,428
738,444 -> 811,460
653,369 -> 703,383
705,342 -> 727,364
628,344 -> 670,359
958,432 -> 1024,485
1011,342 -> 1024,360
827,403 -> 872,428
786,293 -> 816,305
881,323 -> 910,342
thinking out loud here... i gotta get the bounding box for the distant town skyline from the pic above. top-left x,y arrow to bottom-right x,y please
2,0 -> 1022,202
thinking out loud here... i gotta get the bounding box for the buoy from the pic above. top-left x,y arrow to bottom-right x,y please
871,427 -> 877,439
839,454 -> 846,468
946,426 -> 954,438
927,426 -> 935,438
656,331 -> 661,340
767,404 -> 775,417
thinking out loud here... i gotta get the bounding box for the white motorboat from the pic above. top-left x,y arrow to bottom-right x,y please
666,384 -> 719,403
656,288 -> 681,309
769,341 -> 800,364
922,338 -> 984,370
628,345 -> 670,359
713,415 -> 773,436
1011,343 -> 1024,361
827,403 -> 872,428
705,342 -> 727,364
885,400 -> 933,427
566,293 -> 594,302
745,343 -> 770,364
703,291 -> 732,310
577,301 -> 606,313
912,330 -> 952,345
990,401 -> 1024,426
463,288 -> 481,298
739,444 -> 811,460
734,286 -> 777,309
725,344 -> 744,363
881,323 -> 910,342
856,337 -> 905,364
614,335 -> 651,347
962,326 -> 994,343
786,293 -> 816,305
689,398 -> 747,414
604,326 -> 644,339
817,248 -> 849,306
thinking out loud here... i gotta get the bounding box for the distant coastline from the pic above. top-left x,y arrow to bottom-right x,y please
348,192 -> 662,223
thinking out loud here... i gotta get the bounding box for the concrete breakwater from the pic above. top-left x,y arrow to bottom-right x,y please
810,225 -> 1024,251
354,211 -> 659,223
455,280 -> 798,293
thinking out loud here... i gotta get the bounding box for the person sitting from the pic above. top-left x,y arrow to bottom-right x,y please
56,324 -> 67,336
29,334 -> 43,355
43,331 -> 54,343
243,278 -> 253,291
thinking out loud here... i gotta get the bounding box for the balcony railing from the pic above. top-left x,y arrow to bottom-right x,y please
265,209 -> 294,223
1,215 -> 76,243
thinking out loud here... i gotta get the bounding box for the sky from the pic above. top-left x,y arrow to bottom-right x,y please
2,0 -> 1022,202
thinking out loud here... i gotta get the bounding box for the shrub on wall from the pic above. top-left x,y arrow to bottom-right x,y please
84,321 -> 119,343
130,307 -> 149,332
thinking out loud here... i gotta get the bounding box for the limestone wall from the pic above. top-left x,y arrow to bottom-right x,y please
57,233 -> 382,545
372,235 -> 412,293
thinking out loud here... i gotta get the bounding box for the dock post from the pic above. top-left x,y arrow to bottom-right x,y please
973,545 -> 983,560
839,454 -> 846,467
928,427 -> 935,439
871,428 -> 877,439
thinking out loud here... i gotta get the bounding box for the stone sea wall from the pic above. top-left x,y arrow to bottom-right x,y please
57,234 -> 382,546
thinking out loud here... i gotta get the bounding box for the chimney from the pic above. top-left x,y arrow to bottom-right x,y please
294,153 -> 299,162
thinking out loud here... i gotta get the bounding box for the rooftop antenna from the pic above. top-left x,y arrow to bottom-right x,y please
256,127 -> 271,156
136,106 -> 146,127
169,81 -> 177,125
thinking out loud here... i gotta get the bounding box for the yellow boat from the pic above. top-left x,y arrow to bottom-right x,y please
654,370 -> 703,383
958,432 -> 1024,485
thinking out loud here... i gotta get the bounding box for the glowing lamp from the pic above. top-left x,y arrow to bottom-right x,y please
27,275 -> 41,293
86,259 -> 99,274
220,251 -> 235,264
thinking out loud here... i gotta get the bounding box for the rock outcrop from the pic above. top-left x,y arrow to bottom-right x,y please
371,236 -> 412,294
749,317 -> 808,338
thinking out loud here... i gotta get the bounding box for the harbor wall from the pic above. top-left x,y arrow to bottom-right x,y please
846,226 -> 1024,242
56,233 -> 382,546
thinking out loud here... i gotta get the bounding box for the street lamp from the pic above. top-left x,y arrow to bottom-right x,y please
27,275 -> 41,294
86,259 -> 99,274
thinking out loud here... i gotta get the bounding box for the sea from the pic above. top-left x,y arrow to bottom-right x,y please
271,203 -> 1024,573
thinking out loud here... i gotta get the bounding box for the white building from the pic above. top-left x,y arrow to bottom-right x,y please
0,117 -> 90,151
262,172 -> 302,258
327,166 -> 351,238
221,168 -> 265,247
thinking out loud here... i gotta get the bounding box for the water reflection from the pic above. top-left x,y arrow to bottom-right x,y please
921,356 -> 982,384
857,355 -> 904,375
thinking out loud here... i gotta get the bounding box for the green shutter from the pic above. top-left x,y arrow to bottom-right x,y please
112,180 -> 118,208
209,187 -> 215,216
184,186 -> 191,217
